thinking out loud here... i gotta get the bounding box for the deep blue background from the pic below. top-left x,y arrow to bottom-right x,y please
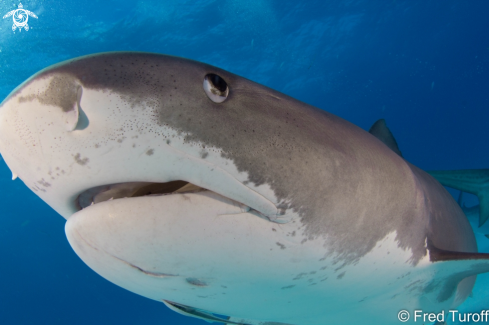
0,1 -> 488,324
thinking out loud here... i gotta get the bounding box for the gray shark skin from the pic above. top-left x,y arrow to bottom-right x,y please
0,52 -> 489,325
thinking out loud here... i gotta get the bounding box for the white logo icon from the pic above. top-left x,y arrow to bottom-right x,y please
3,3 -> 38,32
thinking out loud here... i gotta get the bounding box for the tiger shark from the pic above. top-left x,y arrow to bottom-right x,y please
1,52 -> 489,325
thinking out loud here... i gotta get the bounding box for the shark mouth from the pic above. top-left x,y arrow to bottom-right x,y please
75,180 -> 254,214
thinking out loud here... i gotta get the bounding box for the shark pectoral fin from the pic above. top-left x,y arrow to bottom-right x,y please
368,119 -> 403,157
162,300 -> 250,325
457,190 -> 464,206
427,240 -> 489,303
427,169 -> 489,227
429,239 -> 489,266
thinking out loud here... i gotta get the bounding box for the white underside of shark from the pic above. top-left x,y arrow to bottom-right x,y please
67,194 -> 465,324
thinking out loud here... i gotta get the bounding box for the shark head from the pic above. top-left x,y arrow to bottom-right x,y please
0,52 -> 487,324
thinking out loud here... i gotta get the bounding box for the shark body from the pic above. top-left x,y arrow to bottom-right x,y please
0,52 -> 488,324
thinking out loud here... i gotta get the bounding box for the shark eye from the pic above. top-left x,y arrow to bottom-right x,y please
203,73 -> 229,103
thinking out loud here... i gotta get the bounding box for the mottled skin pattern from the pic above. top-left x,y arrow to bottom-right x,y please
0,53 -> 482,321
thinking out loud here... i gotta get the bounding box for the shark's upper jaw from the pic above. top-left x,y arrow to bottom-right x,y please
74,180 -> 253,216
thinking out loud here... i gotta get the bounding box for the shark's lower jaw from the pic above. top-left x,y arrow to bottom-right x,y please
65,185 -> 284,321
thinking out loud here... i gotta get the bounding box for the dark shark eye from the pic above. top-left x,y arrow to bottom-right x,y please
203,74 -> 229,103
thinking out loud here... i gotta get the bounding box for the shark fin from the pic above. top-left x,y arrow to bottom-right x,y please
427,169 -> 489,227
428,239 -> 489,264
427,240 -> 489,302
368,119 -> 403,157
457,190 -> 464,207
162,300 -> 250,325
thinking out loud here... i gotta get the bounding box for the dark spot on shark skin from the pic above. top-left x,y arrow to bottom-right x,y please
38,179 -> 51,187
337,272 -> 346,279
166,139 -> 171,145
334,263 -> 347,272
404,280 -> 424,293
200,151 -> 208,159
281,285 -> 295,289
272,228 -> 276,232
146,149 -> 154,156
73,153 -> 89,165
186,278 -> 208,287
293,272 -> 307,280
398,272 -> 411,279
276,242 -> 286,249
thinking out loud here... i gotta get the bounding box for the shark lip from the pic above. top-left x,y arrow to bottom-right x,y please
75,180 -> 257,216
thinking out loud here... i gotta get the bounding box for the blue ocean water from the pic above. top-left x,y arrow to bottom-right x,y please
0,0 -> 488,324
